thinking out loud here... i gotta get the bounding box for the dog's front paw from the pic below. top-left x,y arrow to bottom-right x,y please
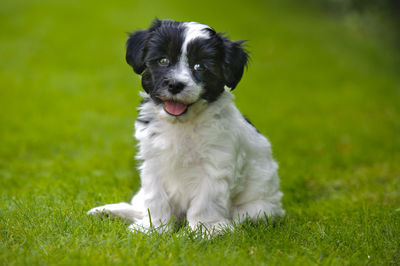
128,217 -> 171,234
128,223 -> 150,233
189,220 -> 233,237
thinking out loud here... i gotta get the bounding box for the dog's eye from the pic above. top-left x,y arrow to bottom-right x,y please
193,63 -> 205,72
159,58 -> 170,66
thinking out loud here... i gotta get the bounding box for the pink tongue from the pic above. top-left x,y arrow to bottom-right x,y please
164,101 -> 188,116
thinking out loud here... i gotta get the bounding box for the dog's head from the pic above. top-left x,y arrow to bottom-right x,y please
126,19 -> 248,118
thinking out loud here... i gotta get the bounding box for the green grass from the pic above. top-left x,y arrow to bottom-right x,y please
1,0 -> 399,265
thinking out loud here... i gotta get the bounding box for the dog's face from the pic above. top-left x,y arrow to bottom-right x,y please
126,19 -> 248,119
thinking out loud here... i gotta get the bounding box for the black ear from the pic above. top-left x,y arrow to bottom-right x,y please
126,19 -> 162,74
126,30 -> 150,74
222,39 -> 249,90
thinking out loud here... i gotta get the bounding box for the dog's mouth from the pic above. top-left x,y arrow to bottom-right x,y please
163,100 -> 189,116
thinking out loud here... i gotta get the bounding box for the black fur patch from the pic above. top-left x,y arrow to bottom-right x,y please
136,118 -> 151,125
243,115 -> 260,133
131,19 -> 186,99
140,98 -> 150,105
145,20 -> 185,66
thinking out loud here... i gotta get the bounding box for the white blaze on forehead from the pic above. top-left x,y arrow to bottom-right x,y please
182,22 -> 211,55
167,22 -> 211,104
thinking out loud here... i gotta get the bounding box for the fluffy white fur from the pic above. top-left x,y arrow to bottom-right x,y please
88,21 -> 284,234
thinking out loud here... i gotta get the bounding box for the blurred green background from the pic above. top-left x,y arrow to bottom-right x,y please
1,0 -> 399,264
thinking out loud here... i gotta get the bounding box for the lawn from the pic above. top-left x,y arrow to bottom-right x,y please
1,0 -> 399,265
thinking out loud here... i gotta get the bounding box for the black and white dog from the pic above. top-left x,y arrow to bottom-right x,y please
88,19 -> 284,233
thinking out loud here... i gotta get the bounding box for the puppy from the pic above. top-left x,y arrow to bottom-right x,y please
88,19 -> 284,233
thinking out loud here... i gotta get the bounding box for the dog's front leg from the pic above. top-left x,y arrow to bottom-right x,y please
186,177 -> 232,233
129,184 -> 173,233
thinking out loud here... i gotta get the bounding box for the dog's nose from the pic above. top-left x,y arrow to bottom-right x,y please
165,80 -> 185,94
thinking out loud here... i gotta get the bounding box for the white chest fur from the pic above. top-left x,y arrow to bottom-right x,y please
135,96 -> 241,215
